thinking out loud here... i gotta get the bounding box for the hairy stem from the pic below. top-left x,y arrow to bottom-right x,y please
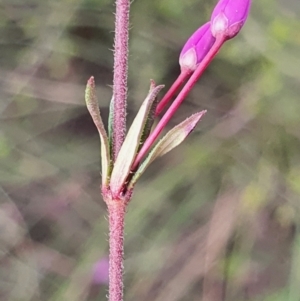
113,0 -> 130,160
107,200 -> 126,301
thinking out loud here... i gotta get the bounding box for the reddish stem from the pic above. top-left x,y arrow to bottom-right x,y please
113,0 -> 130,160
155,69 -> 191,116
133,37 -> 226,168
107,200 -> 126,301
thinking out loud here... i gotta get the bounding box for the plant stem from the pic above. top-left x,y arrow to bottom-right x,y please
155,70 -> 191,116
113,0 -> 130,160
133,37 -> 225,168
107,200 -> 126,301
107,2 -> 130,300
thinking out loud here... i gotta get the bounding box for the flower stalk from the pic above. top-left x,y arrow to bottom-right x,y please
133,36 -> 226,168
155,70 -> 191,116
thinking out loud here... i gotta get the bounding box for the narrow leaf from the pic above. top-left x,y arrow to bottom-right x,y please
138,80 -> 159,151
85,76 -> 110,186
109,83 -> 164,194
128,110 -> 206,189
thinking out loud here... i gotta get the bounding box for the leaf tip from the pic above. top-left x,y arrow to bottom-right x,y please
85,76 -> 96,105
185,110 -> 207,134
150,79 -> 156,90
87,76 -> 95,86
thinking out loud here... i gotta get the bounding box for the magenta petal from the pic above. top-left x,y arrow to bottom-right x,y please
211,0 -> 251,39
179,22 -> 216,72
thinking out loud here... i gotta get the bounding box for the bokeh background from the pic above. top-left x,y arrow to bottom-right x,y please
1,0 -> 300,300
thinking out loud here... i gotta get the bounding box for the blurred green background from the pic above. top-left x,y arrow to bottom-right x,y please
1,0 -> 300,300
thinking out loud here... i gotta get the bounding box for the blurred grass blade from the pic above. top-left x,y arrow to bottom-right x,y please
288,230 -> 300,301
85,76 -> 110,186
108,95 -> 114,158
110,83 -> 164,194
128,110 -> 206,189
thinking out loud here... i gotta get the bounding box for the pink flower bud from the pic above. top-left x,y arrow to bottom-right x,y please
179,22 -> 216,72
211,0 -> 251,39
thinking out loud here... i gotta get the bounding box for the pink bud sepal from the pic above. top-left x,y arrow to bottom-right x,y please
179,22 -> 216,72
211,0 -> 251,39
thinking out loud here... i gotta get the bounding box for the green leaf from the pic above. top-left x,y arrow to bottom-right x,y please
128,110 -> 207,189
85,76 -> 111,186
138,80 -> 160,152
109,83 -> 164,194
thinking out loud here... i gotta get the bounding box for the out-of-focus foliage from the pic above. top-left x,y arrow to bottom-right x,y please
1,0 -> 300,300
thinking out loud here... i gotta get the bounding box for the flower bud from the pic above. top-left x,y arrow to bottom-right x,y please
211,0 -> 251,39
179,22 -> 216,72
